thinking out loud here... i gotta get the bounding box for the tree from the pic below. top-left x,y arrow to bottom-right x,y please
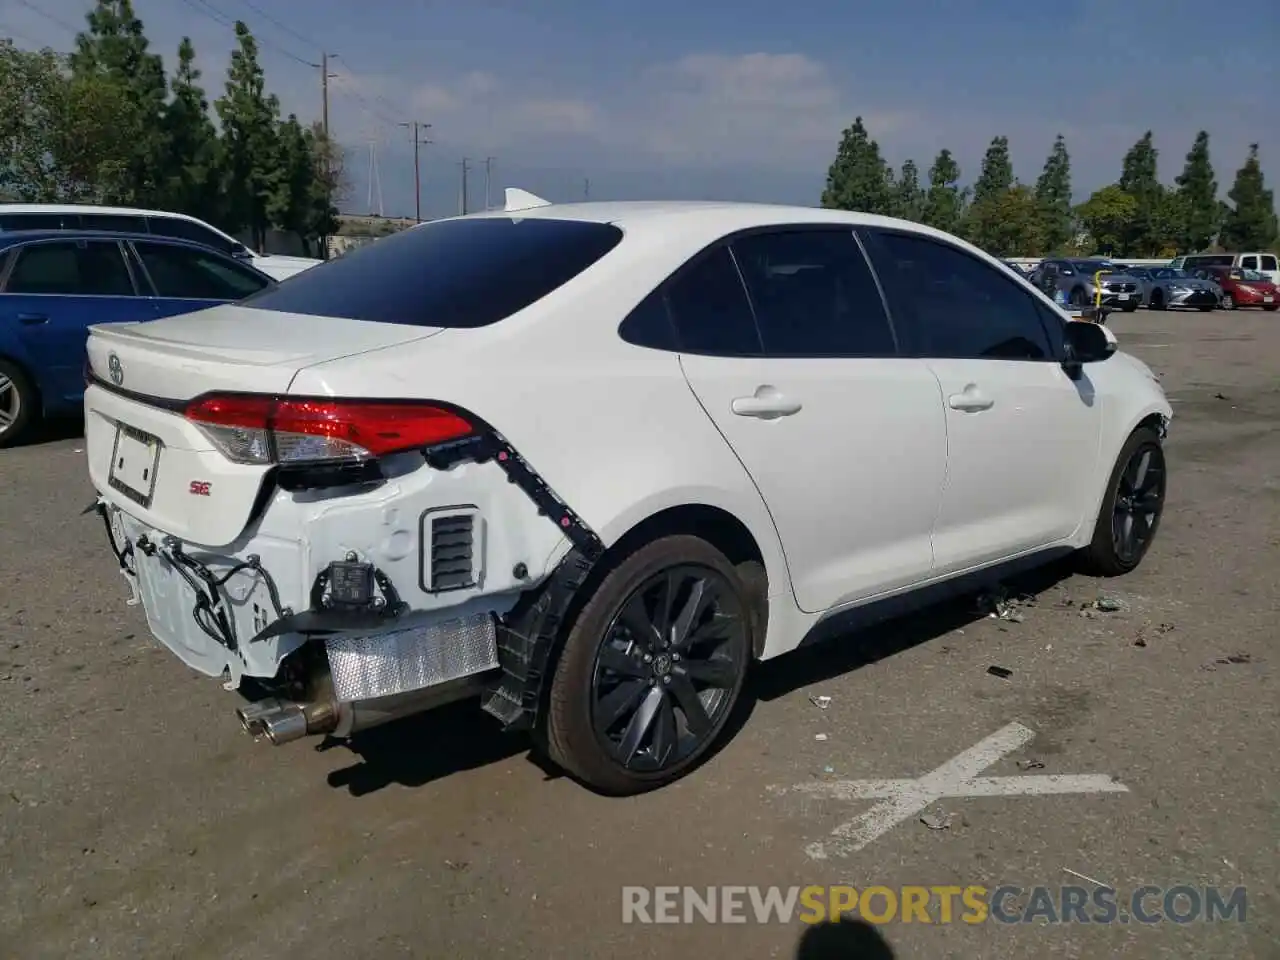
966,183 -> 1043,257
1034,135 -> 1073,253
161,37 -> 220,221
69,0 -> 169,203
215,21 -> 281,250
1118,131 -> 1168,256
1076,185 -> 1137,255
1174,131 -> 1219,252
0,41 -> 137,202
1219,144 -> 1279,252
971,136 -> 1013,207
891,158 -> 926,222
821,117 -> 893,215
921,148 -> 966,234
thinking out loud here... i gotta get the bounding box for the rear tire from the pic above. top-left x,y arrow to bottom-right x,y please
1149,291 -> 1166,311
1264,305 -> 1278,312
1121,301 -> 1138,312
1079,427 -> 1166,577
0,358 -> 37,448
1069,286 -> 1089,307
542,535 -> 753,795
1198,305 -> 1214,312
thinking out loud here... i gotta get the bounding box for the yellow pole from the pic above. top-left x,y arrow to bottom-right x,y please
1093,269 -> 1110,320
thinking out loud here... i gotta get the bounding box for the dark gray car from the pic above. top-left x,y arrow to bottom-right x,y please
1028,259 -> 1143,311
1125,266 -> 1220,311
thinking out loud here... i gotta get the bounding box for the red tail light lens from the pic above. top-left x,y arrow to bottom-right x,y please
184,394 -> 474,465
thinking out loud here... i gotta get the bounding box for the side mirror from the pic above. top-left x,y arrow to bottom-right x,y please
1062,319 -> 1115,377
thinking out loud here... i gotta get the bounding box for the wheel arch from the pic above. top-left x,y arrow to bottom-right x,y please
1082,404 -> 1169,544
0,349 -> 43,417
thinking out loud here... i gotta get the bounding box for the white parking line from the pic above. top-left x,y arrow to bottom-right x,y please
770,722 -> 1129,860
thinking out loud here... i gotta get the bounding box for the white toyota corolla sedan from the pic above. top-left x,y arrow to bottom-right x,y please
83,193 -> 1171,795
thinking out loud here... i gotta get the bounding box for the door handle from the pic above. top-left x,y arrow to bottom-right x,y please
17,313 -> 48,325
948,387 -> 994,412
731,386 -> 802,419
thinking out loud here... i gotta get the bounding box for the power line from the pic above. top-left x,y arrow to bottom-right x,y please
174,0 -> 319,68
13,0 -> 82,37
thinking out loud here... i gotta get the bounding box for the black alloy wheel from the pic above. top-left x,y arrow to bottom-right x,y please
589,564 -> 746,773
542,535 -> 755,795
1111,441 -> 1165,567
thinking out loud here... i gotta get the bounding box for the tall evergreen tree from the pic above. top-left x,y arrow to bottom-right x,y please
921,148 -> 966,234
892,158 -> 926,222
821,116 -> 894,215
1219,144 -> 1279,252
68,0 -> 169,203
1034,134 -> 1073,253
215,21 -> 281,249
1174,131 -> 1219,252
1118,131 -> 1166,255
161,37 -> 220,222
971,136 -> 1013,207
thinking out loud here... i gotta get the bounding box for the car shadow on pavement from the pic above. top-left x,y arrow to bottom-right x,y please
325,698 -> 529,797
795,917 -> 895,959
325,557 -> 1078,797
8,415 -> 83,447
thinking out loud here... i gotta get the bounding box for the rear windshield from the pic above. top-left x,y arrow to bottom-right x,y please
241,216 -> 624,327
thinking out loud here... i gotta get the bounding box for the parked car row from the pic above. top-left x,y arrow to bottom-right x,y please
1024,256 -> 1278,314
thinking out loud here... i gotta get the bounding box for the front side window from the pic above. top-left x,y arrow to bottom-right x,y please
729,229 -> 896,357
1241,255 -> 1258,270
3,240 -> 133,296
241,216 -> 624,328
865,230 -> 1053,361
133,241 -> 270,299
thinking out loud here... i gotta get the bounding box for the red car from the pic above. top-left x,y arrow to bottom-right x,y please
1198,266 -> 1279,311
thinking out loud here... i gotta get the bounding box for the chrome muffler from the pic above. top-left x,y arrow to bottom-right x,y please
236,698 -> 337,745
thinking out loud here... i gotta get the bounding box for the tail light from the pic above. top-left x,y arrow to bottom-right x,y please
184,394 -> 474,465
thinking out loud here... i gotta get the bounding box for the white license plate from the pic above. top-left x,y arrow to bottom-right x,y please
1118,293 -> 1129,301
1265,296 -> 1274,303
108,424 -> 162,508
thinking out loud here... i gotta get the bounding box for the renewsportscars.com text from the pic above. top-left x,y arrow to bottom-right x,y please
621,885 -> 1247,925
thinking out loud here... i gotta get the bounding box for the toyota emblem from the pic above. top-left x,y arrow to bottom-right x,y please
107,353 -> 123,386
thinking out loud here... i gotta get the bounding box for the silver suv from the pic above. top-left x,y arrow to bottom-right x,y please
1029,259 -> 1143,312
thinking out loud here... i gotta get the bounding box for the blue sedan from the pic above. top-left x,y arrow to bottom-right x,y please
0,229 -> 275,445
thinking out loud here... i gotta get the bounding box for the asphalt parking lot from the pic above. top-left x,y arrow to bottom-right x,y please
2,308 -> 1277,959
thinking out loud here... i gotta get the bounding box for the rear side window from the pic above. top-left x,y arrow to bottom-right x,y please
4,240 -> 134,296
664,246 -> 761,356
82,213 -> 149,233
241,217 -> 624,328
0,213 -> 83,231
730,229 -> 895,357
1260,255 -> 1277,271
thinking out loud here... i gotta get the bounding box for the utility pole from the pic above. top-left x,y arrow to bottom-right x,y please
459,158 -> 471,216
399,121 -> 433,222
484,157 -> 495,211
319,53 -> 339,258
584,177 -> 590,201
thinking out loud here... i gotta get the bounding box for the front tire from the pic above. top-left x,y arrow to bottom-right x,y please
1121,300 -> 1138,312
0,359 -> 37,448
1069,286 -> 1089,307
1149,290 -> 1166,311
542,535 -> 753,795
1079,427 -> 1167,576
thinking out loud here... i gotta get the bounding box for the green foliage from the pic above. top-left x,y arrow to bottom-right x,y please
821,121 -> 1277,260
1219,144 -> 1279,252
1034,135 -> 1073,253
921,149 -> 967,235
1174,131 -> 1219,252
821,117 -> 894,215
1076,185 -> 1137,255
1,5 -> 340,254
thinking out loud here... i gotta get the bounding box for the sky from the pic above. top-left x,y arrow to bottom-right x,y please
4,0 -> 1278,221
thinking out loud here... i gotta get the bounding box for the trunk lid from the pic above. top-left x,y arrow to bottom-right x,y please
86,304 -> 445,400
84,306 -> 446,546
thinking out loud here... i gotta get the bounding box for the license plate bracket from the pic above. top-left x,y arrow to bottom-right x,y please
108,424 -> 162,508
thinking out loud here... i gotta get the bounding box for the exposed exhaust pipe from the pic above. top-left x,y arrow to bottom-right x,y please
236,698 -> 337,745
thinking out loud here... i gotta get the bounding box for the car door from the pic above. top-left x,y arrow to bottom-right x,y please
673,228 -> 947,614
128,239 -> 272,316
859,228 -> 1101,574
0,238 -> 145,405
